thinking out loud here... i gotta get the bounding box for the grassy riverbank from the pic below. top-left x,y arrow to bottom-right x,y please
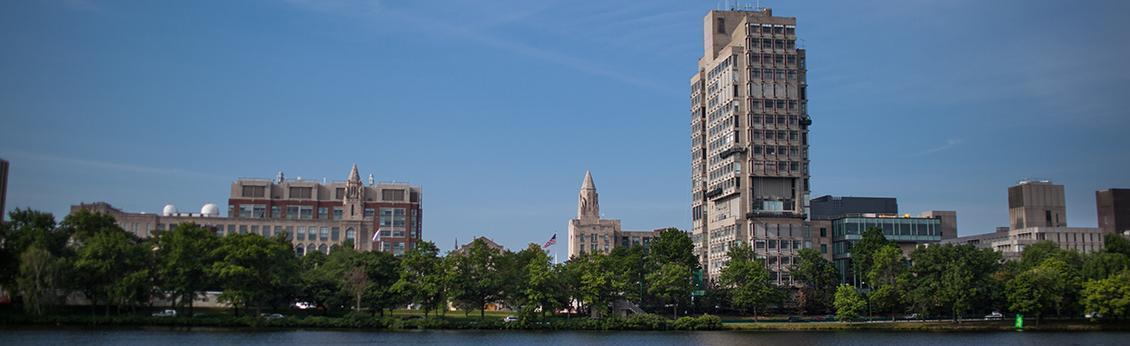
2,309 -> 1124,332
725,320 -> 1130,332
0,310 -> 723,331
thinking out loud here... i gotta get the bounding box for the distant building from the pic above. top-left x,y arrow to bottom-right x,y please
452,236 -> 506,255
809,195 -> 897,220
831,214 -> 943,284
1,158 -> 7,222
1096,188 -> 1130,236
1009,180 -> 1066,230
566,171 -> 663,258
943,180 -> 1101,260
72,164 -> 423,256
920,210 -> 958,240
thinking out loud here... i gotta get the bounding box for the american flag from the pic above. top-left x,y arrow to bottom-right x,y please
542,233 -> 557,249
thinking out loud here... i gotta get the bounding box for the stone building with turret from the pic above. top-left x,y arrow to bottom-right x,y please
72,164 -> 422,256
566,171 -> 667,259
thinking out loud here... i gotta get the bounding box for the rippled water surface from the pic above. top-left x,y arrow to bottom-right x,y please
4,327 -> 1128,345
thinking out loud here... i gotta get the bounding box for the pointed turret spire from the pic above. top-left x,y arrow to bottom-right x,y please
582,170 -> 595,190
578,171 -> 600,220
348,163 -> 361,182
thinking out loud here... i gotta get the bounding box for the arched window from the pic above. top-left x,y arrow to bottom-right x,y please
295,244 -> 305,256
318,244 -> 329,254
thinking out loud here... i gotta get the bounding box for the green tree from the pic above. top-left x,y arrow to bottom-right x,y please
154,223 -> 220,315
908,244 -> 1002,320
72,228 -> 148,315
524,246 -> 562,318
867,244 -> 908,320
573,252 -> 625,317
647,262 -> 692,318
60,209 -> 123,243
15,245 -> 64,316
449,238 -> 505,319
833,284 -> 866,321
392,241 -> 445,318
209,233 -> 297,316
608,245 -> 646,305
1007,258 -> 1077,323
1103,234 -> 1130,257
647,228 -> 698,270
1081,252 -> 1130,281
1080,270 -> 1130,320
850,227 -> 892,287
718,242 -> 776,321
790,248 -> 839,314
1,209 -> 64,289
360,250 -> 401,316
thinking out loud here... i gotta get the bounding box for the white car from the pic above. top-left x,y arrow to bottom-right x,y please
1085,311 -> 1102,319
984,311 -> 1003,320
152,309 -> 177,317
503,316 -> 519,323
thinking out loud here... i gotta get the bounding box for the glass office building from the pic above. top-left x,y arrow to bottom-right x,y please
832,216 -> 942,284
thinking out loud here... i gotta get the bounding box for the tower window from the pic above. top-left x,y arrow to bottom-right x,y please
717,18 -> 725,33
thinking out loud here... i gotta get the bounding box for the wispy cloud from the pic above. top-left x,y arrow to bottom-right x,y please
284,1 -> 679,96
7,150 -> 226,180
913,138 -> 964,157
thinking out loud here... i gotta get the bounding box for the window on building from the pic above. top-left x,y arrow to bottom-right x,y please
239,225 -> 247,234
382,189 -> 406,201
333,208 -> 343,220
296,245 -> 305,256
297,227 -> 306,241
299,206 -> 313,220
346,228 -> 355,242
287,206 -> 299,220
289,187 -> 312,199
364,208 -> 375,218
331,227 -> 340,241
242,185 -> 265,198
318,207 -> 327,220
271,206 -> 280,218
336,188 -> 346,199
320,227 -> 329,241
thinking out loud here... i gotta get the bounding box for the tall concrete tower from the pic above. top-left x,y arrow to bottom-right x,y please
690,7 -> 814,281
1008,180 -> 1066,230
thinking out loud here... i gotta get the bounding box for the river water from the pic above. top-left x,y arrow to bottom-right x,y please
3,328 -> 1127,345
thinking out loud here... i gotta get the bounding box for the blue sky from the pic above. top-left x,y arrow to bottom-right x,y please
2,0 -> 1128,250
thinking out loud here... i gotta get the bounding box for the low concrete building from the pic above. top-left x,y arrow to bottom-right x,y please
943,180 -> 1102,260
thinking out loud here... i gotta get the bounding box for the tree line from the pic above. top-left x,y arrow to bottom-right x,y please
828,227 -> 1130,322
3,208 -> 1129,322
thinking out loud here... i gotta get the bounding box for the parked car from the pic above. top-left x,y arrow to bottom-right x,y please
786,316 -> 803,322
903,313 -> 920,320
152,309 -> 177,317
503,315 -> 519,323
984,311 -> 1003,320
261,313 -> 285,320
293,302 -> 315,310
1085,311 -> 1102,319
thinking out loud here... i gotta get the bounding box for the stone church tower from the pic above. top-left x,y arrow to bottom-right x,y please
578,171 -> 600,222
567,171 -> 621,258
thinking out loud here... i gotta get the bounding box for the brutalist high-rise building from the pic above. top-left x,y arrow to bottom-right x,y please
691,8 -> 822,281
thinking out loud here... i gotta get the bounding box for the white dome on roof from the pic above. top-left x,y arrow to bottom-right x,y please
201,203 -> 220,217
162,204 -> 178,216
